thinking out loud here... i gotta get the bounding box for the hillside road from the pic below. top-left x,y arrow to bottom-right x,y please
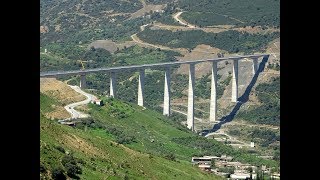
64,86 -> 97,119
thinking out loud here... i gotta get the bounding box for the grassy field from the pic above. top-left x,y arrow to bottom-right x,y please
40,93 -> 59,114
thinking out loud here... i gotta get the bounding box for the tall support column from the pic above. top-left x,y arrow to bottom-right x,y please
138,68 -> 145,107
110,71 -> 116,98
163,66 -> 171,116
187,63 -> 195,131
209,61 -> 218,122
231,59 -> 239,102
80,74 -> 86,89
252,58 -> 259,75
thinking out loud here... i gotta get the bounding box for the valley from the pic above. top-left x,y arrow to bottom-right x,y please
40,0 -> 280,179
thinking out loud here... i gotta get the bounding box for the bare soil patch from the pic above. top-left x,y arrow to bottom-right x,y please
130,4 -> 165,19
176,44 -> 228,77
40,78 -> 86,119
40,78 -> 86,105
89,39 -> 137,53
63,134 -> 101,156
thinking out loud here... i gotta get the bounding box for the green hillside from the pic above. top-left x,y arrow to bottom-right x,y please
138,28 -> 280,54
40,93 -> 223,179
237,77 -> 280,126
40,91 -> 278,179
87,98 -> 278,167
178,0 -> 280,27
40,0 -> 279,71
40,0 -> 148,46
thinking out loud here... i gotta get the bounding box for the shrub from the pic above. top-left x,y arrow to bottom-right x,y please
228,129 -> 240,136
40,163 -> 46,173
106,125 -> 136,144
116,135 -> 136,144
61,155 -> 76,166
124,174 -> 129,180
164,153 -> 176,161
55,146 -> 65,153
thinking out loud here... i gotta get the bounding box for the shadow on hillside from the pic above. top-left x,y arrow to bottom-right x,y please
206,55 -> 270,133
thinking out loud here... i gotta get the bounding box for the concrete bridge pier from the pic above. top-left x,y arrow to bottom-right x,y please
163,66 -> 171,116
231,59 -> 239,102
209,61 -> 218,122
252,57 -> 259,75
187,63 -> 195,131
138,68 -> 145,107
80,74 -> 86,89
110,71 -> 116,98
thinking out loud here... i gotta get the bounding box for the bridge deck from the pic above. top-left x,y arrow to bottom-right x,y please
40,54 -> 268,77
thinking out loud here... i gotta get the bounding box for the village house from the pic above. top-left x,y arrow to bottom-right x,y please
91,99 -> 103,106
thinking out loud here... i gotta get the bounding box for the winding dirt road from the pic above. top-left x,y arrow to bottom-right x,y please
173,12 -> 196,28
205,130 -> 251,147
131,33 -> 184,53
63,85 -> 97,119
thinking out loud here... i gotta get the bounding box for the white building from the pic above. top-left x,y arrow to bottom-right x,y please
91,99 -> 103,106
191,156 -> 218,164
198,164 -> 211,171
230,173 -> 250,179
271,173 -> 280,179
250,142 -> 255,148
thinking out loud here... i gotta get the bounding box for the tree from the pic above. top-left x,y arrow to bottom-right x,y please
51,167 -> 66,180
246,167 -> 253,179
40,163 -> 46,173
211,159 -> 216,168
256,169 -> 265,180
61,155 -> 82,178
273,150 -> 280,161
55,146 -> 65,153
64,163 -> 82,178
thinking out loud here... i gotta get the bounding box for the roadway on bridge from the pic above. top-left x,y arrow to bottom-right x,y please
64,85 -> 97,119
40,54 -> 266,77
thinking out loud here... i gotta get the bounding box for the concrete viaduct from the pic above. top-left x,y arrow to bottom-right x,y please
40,54 -> 268,131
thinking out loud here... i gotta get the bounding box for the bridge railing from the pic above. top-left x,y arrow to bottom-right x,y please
40,54 -> 268,77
